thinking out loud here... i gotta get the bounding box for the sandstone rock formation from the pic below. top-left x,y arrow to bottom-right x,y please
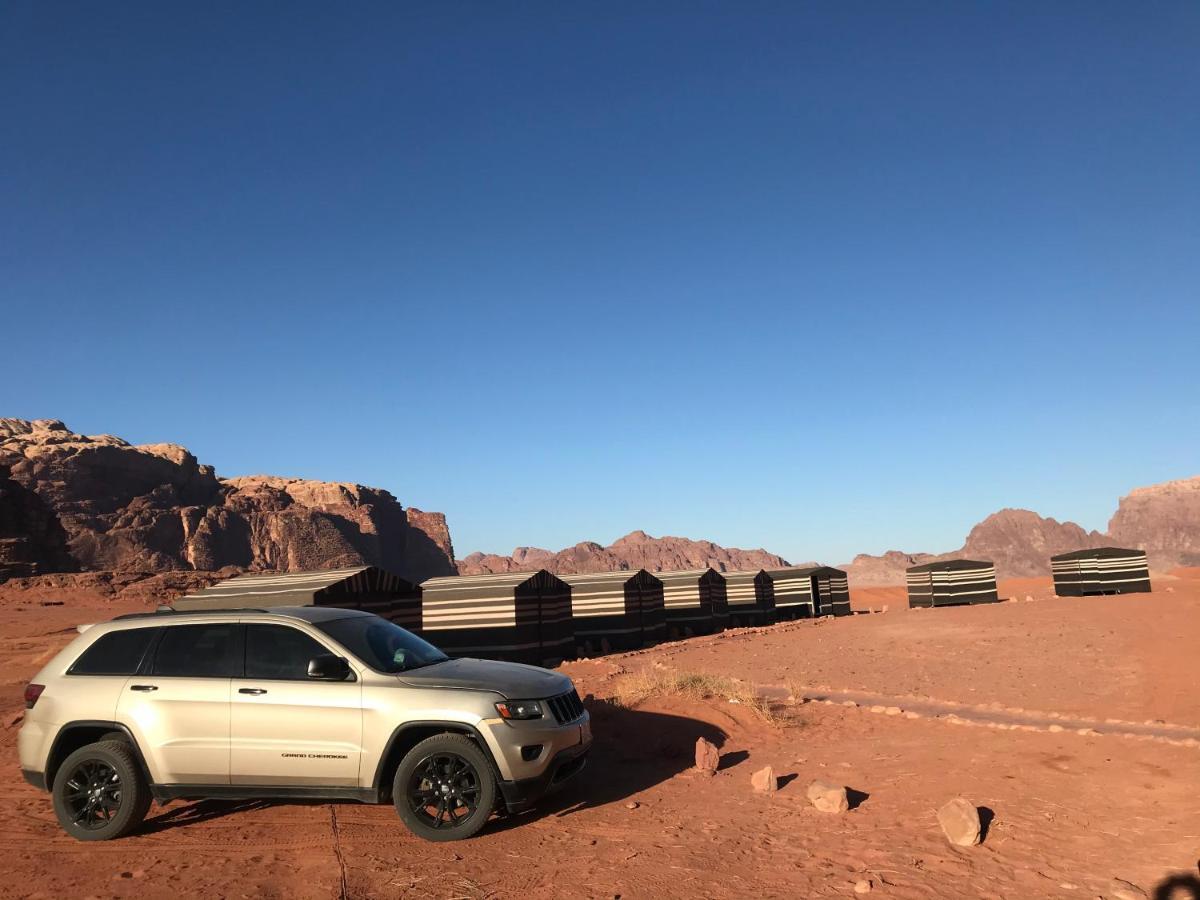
845,509 -> 1111,584
457,529 -> 792,576
1108,476 -> 1200,570
0,463 -> 75,580
960,509 -> 1108,577
0,419 -> 455,583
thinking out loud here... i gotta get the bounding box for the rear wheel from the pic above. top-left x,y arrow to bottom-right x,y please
51,740 -> 150,841
393,734 -> 496,841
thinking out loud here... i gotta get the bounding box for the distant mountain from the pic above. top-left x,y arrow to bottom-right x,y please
457,530 -> 795,576
841,479 -> 1200,585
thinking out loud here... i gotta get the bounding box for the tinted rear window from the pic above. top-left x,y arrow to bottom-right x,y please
151,623 -> 242,677
70,628 -> 160,676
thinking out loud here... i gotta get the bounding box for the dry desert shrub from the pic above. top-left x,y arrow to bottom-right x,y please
614,668 -> 779,724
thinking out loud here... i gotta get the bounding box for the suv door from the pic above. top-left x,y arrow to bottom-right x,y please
230,623 -> 363,787
115,622 -> 241,785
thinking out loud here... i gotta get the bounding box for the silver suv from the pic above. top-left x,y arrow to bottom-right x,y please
18,606 -> 592,842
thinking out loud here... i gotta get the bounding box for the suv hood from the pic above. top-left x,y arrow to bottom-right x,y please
396,657 -> 570,699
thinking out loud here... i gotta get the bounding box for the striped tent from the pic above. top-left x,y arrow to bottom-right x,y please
561,570 -> 666,652
809,566 -> 852,617
417,570 -> 574,665
1051,547 -> 1151,597
906,559 -> 999,608
656,568 -> 727,636
763,567 -> 817,620
723,569 -> 776,627
175,566 -> 421,626
762,565 -> 853,619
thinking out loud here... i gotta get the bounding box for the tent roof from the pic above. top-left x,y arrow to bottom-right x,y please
560,569 -> 661,587
907,559 -> 994,574
764,565 -> 847,579
1050,547 -> 1146,561
176,566 -> 414,609
420,569 -> 567,592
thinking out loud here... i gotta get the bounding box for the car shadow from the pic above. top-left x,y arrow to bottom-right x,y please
488,698 -> 728,831
141,798 -> 279,833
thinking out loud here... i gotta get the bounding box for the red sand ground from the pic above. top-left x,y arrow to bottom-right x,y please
1,573 -> 1198,898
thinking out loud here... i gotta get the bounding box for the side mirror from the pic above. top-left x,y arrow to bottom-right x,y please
307,654 -> 352,681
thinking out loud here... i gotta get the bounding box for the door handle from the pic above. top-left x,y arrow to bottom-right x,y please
130,684 -> 158,692
238,688 -> 268,695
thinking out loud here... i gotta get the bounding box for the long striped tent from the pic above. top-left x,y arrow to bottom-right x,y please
723,569 -> 776,627
561,570 -> 666,652
906,559 -> 999,608
174,566 -> 421,626
762,567 -> 818,620
1051,548 -> 1151,597
656,568 -> 727,635
417,570 -> 574,665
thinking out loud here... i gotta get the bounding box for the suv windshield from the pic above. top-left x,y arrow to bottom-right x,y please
315,615 -> 449,673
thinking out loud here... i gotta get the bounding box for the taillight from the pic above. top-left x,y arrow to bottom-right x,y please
24,684 -> 44,709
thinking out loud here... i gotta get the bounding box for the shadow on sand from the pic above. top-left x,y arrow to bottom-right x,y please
490,699 -> 728,830
1155,873 -> 1200,900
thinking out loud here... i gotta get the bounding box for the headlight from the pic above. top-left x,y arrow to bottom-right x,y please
495,699 -> 544,720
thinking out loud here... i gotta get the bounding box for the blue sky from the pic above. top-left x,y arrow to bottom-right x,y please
3,2 -> 1198,564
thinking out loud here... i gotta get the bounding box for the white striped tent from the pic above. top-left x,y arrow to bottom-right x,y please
561,570 -> 665,652
722,569 -> 776,627
906,559 -> 999,608
1051,548 -> 1151,596
417,570 -> 574,665
656,568 -> 727,635
174,566 -> 421,626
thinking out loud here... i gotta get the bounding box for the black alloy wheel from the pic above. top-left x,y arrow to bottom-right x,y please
62,758 -> 123,830
393,733 -> 497,841
408,752 -> 481,830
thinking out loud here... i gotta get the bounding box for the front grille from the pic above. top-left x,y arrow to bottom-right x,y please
546,688 -> 585,724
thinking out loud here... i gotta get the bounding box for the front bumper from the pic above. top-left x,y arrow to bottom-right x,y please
497,739 -> 590,813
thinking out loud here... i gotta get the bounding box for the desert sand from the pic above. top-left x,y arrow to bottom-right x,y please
1,574 -> 1198,899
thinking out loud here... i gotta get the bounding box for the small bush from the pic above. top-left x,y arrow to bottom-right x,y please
614,668 -> 778,723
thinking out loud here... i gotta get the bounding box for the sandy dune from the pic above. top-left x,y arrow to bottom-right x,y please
1,574 -> 1198,898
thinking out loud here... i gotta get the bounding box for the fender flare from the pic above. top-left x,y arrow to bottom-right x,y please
370,720 -> 503,795
47,720 -> 155,788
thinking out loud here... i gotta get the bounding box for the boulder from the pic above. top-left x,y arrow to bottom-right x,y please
937,797 -> 982,846
806,780 -> 849,813
694,737 -> 720,775
751,766 -> 776,794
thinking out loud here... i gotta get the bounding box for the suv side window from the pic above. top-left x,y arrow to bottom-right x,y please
68,627 -> 160,676
151,623 -> 242,677
244,624 -> 334,681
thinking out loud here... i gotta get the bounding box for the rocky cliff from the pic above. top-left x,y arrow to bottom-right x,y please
1108,477 -> 1200,569
0,419 -> 455,582
457,529 -> 794,576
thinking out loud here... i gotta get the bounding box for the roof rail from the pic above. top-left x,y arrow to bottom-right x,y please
112,607 -> 272,621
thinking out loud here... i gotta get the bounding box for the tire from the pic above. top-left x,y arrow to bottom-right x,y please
51,740 -> 151,841
393,734 -> 496,841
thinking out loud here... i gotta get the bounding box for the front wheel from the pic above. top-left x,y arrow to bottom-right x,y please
393,734 -> 496,841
